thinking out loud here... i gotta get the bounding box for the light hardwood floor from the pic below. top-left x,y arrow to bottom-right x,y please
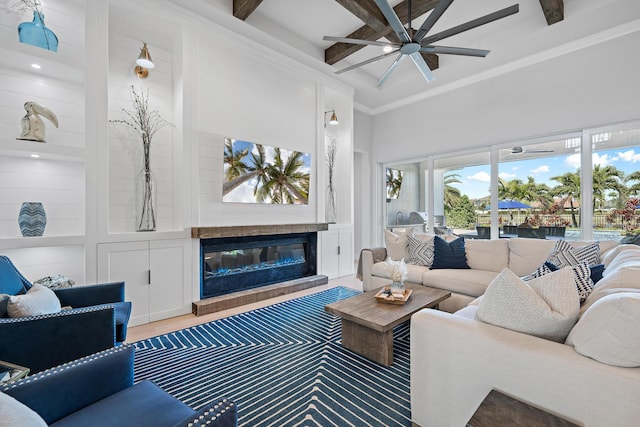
126,274 -> 363,343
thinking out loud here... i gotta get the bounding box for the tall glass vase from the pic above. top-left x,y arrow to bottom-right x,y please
18,11 -> 58,52
136,168 -> 157,231
326,187 -> 337,224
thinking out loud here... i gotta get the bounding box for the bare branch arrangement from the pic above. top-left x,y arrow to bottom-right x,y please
12,0 -> 42,14
326,136 -> 337,192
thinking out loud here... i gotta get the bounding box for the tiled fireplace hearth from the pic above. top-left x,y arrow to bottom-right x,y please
191,224 -> 328,315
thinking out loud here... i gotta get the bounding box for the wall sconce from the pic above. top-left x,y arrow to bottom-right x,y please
134,42 -> 154,78
324,109 -> 339,127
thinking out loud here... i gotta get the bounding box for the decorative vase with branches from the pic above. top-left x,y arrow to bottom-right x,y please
325,136 -> 337,223
14,0 -> 58,52
110,85 -> 173,231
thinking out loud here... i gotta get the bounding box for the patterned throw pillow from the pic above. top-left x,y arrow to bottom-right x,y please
430,236 -> 470,270
407,234 -> 435,266
525,261 -> 594,302
547,240 -> 601,268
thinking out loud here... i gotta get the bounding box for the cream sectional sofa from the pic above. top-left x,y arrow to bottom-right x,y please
410,243 -> 640,427
359,234 -> 619,312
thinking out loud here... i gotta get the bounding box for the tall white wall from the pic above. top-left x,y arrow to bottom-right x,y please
371,31 -> 640,164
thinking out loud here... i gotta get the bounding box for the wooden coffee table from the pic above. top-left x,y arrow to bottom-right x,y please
324,283 -> 450,366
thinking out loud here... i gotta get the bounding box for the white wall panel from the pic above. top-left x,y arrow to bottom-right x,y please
3,245 -> 85,284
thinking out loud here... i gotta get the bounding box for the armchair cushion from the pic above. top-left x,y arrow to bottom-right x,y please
50,381 -> 194,427
7,285 -> 61,318
0,256 -> 31,296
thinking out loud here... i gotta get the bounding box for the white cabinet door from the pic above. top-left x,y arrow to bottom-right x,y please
98,241 -> 150,326
321,229 -> 340,279
98,239 -> 191,326
149,239 -> 191,322
320,226 -> 354,279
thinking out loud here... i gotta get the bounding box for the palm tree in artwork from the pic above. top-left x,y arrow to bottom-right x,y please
260,148 -> 310,204
386,169 -> 403,200
223,142 -> 270,196
551,171 -> 580,227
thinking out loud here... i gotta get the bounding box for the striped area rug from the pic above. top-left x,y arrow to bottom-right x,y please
133,286 -> 412,426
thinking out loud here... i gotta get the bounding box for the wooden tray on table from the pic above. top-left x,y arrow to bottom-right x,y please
374,287 -> 413,305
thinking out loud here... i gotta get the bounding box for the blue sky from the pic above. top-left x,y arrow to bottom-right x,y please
449,147 -> 640,200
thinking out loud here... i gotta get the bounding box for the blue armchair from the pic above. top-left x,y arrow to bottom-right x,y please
0,256 -> 132,373
0,346 -> 237,426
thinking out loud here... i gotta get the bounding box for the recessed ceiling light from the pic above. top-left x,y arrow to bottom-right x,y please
31,63 -> 41,69
30,154 -> 40,158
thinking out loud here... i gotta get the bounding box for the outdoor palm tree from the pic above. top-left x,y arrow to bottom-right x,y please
261,147 -> 310,204
443,173 -> 462,212
625,171 -> 640,197
498,178 -> 526,201
522,176 -> 553,209
551,171 -> 580,227
592,165 -> 624,211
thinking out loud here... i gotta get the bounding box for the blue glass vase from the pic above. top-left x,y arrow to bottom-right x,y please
18,11 -> 58,52
18,202 -> 47,237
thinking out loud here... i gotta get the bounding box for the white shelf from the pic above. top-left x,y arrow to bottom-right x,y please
0,139 -> 85,161
100,230 -> 190,243
0,235 -> 85,249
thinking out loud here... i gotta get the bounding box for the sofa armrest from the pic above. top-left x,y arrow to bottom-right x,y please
1,346 -> 134,425
0,305 -> 116,373
358,247 -> 386,291
54,281 -> 125,308
174,398 -> 238,427
410,309 -> 640,427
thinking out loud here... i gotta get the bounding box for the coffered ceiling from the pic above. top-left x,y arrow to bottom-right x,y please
196,0 -> 639,113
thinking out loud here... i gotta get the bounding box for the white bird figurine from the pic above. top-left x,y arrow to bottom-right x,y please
17,101 -> 59,142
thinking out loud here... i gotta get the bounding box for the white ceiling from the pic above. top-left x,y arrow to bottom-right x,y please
198,0 -> 640,113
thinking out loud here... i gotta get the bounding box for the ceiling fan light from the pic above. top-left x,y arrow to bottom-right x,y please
382,44 -> 394,53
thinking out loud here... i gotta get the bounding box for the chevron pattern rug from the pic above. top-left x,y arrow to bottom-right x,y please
133,287 -> 412,426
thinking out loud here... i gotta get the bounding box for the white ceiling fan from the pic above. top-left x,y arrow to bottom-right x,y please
323,0 -> 520,88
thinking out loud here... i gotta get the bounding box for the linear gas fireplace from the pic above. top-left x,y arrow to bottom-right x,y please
200,232 -> 318,299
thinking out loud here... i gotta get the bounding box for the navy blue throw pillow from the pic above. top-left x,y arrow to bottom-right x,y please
430,236 -> 470,270
545,261 -> 605,284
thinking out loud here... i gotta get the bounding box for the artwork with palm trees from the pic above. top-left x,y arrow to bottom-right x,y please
223,138 -> 311,204
386,168 -> 403,200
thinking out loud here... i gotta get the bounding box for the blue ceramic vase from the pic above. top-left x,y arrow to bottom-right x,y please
18,11 -> 58,52
19,202 -> 47,237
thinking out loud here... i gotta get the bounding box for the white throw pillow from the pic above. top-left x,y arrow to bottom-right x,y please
7,284 -> 61,318
0,391 -> 47,427
566,293 -> 640,367
384,229 -> 409,261
476,267 -> 580,342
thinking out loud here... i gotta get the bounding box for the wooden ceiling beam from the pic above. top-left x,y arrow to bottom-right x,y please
325,0 -> 440,65
335,0 -> 388,32
539,0 -> 564,25
233,0 -> 264,21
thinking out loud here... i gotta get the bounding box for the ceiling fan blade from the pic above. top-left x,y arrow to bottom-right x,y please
421,4 -> 519,46
335,50 -> 398,75
414,0 -> 454,42
323,36 -> 399,48
376,54 -> 406,88
421,45 -> 490,57
409,52 -> 435,83
373,0 -> 411,43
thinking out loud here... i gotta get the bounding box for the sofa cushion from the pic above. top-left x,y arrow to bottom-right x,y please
566,293 -> 640,367
476,267 -> 579,342
422,269 -> 498,298
581,255 -> 640,313
465,239 -> 509,273
371,261 -> 425,284
529,261 -> 594,303
0,295 -> 8,318
384,229 -> 409,261
7,285 -> 61,318
431,237 -> 469,270
49,381 -> 194,427
0,391 -> 47,427
0,260 -> 29,297
507,238 -> 556,276
407,233 -> 435,266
